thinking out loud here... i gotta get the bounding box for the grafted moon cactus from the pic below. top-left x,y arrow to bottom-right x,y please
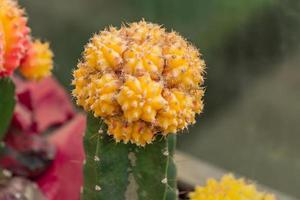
73,20 -> 205,200
72,20 -> 205,146
189,174 -> 276,200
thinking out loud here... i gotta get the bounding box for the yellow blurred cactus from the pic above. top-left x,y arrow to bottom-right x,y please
189,174 -> 276,200
72,20 -> 205,146
19,40 -> 53,80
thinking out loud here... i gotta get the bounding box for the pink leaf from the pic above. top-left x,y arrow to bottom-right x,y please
37,114 -> 86,200
15,77 -> 75,133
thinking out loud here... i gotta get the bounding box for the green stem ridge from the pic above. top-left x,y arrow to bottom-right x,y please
0,78 -> 16,140
83,114 -> 177,200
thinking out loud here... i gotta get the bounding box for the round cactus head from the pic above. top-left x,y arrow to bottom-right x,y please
72,20 -> 205,146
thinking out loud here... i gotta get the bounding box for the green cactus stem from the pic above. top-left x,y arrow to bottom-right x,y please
82,113 -> 177,200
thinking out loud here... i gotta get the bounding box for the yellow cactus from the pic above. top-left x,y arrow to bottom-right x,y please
72,20 -> 205,146
189,174 -> 276,200
19,40 -> 53,80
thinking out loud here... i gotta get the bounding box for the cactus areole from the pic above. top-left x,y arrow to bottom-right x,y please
72,20 -> 205,146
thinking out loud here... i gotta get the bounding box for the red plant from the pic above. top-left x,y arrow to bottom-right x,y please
0,77 -> 86,200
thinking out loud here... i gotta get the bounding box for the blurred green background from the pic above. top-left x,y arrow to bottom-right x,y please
21,0 -> 300,198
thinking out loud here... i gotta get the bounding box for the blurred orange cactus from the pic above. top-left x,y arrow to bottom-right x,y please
0,0 -> 53,79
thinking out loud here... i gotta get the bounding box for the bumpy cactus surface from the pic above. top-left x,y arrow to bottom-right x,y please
73,20 -> 205,200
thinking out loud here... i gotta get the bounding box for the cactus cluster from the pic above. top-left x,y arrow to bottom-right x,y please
189,174 -> 276,200
0,0 -> 53,79
72,20 -> 205,146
